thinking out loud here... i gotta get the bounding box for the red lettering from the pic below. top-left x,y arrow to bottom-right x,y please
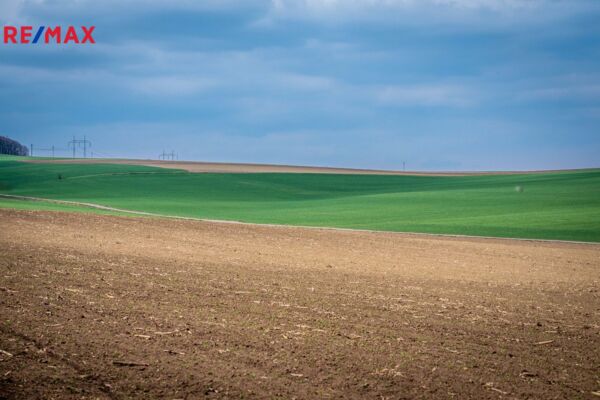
3,25 -> 96,45
64,26 -> 79,44
81,26 -> 95,44
45,26 -> 61,43
3,26 -> 17,43
20,26 -> 32,43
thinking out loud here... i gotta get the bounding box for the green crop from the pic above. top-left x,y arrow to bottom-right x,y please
1,160 -> 599,241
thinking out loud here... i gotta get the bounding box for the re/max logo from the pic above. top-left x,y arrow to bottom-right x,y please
3,26 -> 95,44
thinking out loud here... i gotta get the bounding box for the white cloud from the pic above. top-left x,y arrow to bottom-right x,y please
267,0 -> 577,13
376,83 -> 475,107
15,0 -> 265,12
131,76 -> 218,96
257,0 -> 598,29
514,73 -> 600,103
0,0 -> 25,23
9,0 -> 598,32
519,85 -> 600,102
275,73 -> 336,91
271,0 -> 539,11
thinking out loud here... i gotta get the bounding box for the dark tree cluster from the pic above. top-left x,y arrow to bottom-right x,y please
0,136 -> 29,156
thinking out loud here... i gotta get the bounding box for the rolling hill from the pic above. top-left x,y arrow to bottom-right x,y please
1,157 -> 599,241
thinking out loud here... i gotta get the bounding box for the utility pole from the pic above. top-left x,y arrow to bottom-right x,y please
30,144 -> 33,157
82,135 -> 91,158
68,136 -> 92,158
69,136 -> 76,158
403,161 -> 406,171
159,150 -> 177,161
52,145 -> 55,158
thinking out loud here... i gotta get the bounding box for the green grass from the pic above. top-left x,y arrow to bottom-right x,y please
1,159 -> 599,241
0,198 -> 134,216
0,155 -> 67,161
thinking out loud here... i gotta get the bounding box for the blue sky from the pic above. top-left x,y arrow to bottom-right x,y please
1,0 -> 599,170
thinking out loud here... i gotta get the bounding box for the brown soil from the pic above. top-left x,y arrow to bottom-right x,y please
1,209 -> 599,399
24,158 -> 591,175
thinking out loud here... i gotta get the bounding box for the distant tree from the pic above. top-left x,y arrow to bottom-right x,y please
0,136 -> 29,156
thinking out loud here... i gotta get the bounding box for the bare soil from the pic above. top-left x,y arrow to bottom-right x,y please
24,158 -> 589,175
0,209 -> 599,399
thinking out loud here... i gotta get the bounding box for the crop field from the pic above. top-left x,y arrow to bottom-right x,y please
1,158 -> 599,241
1,158 -> 600,399
1,209 -> 599,399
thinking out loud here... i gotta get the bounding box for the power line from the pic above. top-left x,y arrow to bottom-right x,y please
29,141 -> 119,159
90,150 -> 117,159
68,136 -> 92,158
29,144 -> 70,157
31,137 -> 178,161
159,150 -> 177,161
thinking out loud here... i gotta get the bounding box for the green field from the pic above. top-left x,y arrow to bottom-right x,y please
1,158 -> 599,241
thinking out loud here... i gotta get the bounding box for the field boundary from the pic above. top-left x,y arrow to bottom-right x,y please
2,193 -> 598,245
23,158 -> 600,176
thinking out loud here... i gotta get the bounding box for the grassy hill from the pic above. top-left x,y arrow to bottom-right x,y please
1,159 -> 599,241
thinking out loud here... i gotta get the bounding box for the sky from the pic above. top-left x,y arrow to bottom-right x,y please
0,0 -> 599,171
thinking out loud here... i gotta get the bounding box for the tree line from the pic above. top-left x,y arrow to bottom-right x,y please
0,136 -> 28,156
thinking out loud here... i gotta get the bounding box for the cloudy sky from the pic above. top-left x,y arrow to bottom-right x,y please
1,0 -> 599,170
